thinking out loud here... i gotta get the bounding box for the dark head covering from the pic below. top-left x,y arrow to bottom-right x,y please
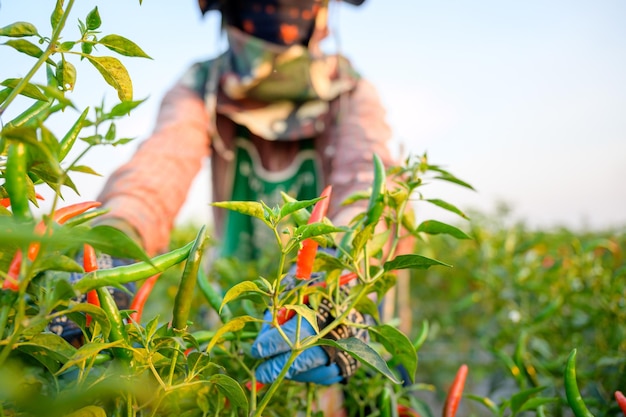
198,0 -> 365,45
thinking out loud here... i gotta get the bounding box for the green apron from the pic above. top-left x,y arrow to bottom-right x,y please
220,125 -> 321,261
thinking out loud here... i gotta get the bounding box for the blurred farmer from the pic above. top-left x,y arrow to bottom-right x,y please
62,0 -> 404,413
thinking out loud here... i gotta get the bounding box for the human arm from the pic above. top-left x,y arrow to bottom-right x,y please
95,81 -> 212,256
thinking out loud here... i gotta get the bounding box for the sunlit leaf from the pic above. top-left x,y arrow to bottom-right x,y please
16,333 -> 76,373
0,21 -> 38,37
86,55 -> 133,101
283,304 -> 319,333
1,78 -> 48,101
206,316 -> 259,352
221,281 -> 267,312
211,201 -> 266,221
86,7 -> 102,30
98,34 -> 152,59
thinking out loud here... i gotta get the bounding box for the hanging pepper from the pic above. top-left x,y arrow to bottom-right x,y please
442,364 -> 468,417
83,243 -> 100,327
564,349 -> 595,417
129,274 -> 160,323
294,185 -> 332,280
615,391 -> 626,416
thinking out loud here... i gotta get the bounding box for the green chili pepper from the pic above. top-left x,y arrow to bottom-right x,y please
365,153 -> 386,227
197,268 -> 232,324
5,99 -> 51,129
58,107 -> 89,162
564,349 -> 595,417
172,225 -> 207,332
73,241 -> 194,294
96,286 -> 132,361
5,142 -> 32,222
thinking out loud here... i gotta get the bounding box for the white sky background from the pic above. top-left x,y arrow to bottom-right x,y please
1,0 -> 625,232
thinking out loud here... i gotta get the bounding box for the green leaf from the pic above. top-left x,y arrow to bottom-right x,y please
209,374 -> 249,413
16,333 -> 76,373
424,198 -> 468,219
1,78 -> 48,101
98,34 -> 152,59
65,406 -> 107,417
316,337 -> 401,384
371,324 -> 418,383
518,397 -> 560,412
221,281 -> 267,312
279,197 -> 320,220
58,41 -> 75,52
83,225 -> 151,263
384,254 -> 451,271
67,165 -> 102,176
295,223 -> 345,240
86,7 -> 102,30
33,254 -> 83,276
86,55 -> 133,101
284,304 -> 319,333
211,201 -> 266,221
51,0 -> 64,30
3,39 -> 47,61
0,21 -> 38,37
416,220 -> 471,239
366,229 -> 391,257
56,340 -> 122,374
206,316 -> 259,352
510,386 -> 547,414
108,98 -> 147,117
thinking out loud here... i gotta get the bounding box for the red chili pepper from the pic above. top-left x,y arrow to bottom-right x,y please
275,272 -> 358,325
397,404 -> 422,417
442,364 -> 468,417
83,243 -> 100,327
616,391 -> 626,415
294,185 -> 332,280
0,193 -> 44,208
129,274 -> 160,323
2,201 -> 101,291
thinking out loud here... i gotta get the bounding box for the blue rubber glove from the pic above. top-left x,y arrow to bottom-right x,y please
250,310 -> 344,385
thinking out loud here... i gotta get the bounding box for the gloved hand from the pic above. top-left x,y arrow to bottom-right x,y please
48,253 -> 135,345
250,291 -> 372,385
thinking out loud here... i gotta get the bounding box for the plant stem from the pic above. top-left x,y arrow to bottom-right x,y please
253,351 -> 298,417
0,0 -> 76,116
0,305 -> 9,339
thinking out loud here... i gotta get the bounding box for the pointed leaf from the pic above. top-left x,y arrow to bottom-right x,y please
1,78 -> 48,101
86,7 -> 102,30
50,0 -> 63,30
56,340 -> 122,374
98,34 -> 152,59
108,98 -> 147,117
65,406 -> 107,417
0,22 -> 38,37
316,337 -> 401,384
85,55 -> 132,101
206,316 -> 259,352
416,220 -> 471,239
384,254 -> 451,271
371,324 -> 417,383
68,165 -> 102,176
220,281 -> 267,312
211,201 -> 266,221
284,304 -> 319,333
210,374 -> 249,413
83,225 -> 151,263
424,199 -> 468,219
279,197 -> 320,220
295,222 -> 344,240
3,39 -> 49,62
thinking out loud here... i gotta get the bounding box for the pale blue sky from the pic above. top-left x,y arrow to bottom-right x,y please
1,1 -> 625,231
